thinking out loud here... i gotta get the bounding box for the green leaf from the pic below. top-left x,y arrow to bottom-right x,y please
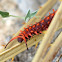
30,10 -> 38,18
25,10 -> 38,22
25,10 -> 31,21
0,11 -> 9,18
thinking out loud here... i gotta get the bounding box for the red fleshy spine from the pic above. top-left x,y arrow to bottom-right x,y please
5,10 -> 57,49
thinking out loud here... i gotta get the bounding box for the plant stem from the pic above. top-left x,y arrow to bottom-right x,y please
9,15 -> 25,19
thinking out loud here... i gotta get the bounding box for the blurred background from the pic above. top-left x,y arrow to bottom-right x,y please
0,0 -> 62,62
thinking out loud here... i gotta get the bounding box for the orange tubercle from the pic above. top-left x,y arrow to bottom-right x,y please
52,9 -> 55,12
49,12 -> 51,14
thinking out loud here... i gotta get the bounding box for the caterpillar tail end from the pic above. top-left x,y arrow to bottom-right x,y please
5,43 -> 8,48
11,57 -> 14,62
5,36 -> 19,48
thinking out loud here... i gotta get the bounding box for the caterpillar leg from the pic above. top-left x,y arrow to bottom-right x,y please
11,57 -> 14,62
35,42 -> 38,48
35,31 -> 47,48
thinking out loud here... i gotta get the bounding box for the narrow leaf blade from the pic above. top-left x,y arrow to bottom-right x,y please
25,10 -> 31,21
30,10 -> 38,18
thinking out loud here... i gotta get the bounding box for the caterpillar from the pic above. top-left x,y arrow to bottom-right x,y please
5,9 -> 57,50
